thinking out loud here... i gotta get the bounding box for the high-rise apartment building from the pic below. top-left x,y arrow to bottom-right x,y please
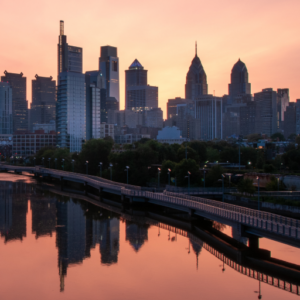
0,82 -> 13,134
276,88 -> 289,132
185,44 -> 208,100
125,59 -> 158,111
228,59 -> 251,97
166,97 -> 188,120
99,46 -> 120,102
195,95 -> 222,140
30,75 -> 56,131
1,71 -> 28,133
254,88 -> 277,137
57,21 -> 82,77
56,72 -> 86,152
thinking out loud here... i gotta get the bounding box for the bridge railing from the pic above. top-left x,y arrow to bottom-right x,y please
164,191 -> 300,229
166,186 -> 237,194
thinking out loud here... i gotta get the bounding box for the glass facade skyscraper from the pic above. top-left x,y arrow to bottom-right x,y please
0,82 -> 13,134
56,72 -> 86,152
99,46 -> 120,103
30,75 -> 56,131
57,20 -> 82,77
125,59 -> 158,111
185,44 -> 208,100
1,71 -> 28,133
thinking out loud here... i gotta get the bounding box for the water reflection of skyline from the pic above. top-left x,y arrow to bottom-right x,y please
0,181 -> 300,298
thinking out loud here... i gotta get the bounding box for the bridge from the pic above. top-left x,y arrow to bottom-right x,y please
35,185 -> 300,297
1,164 -> 300,248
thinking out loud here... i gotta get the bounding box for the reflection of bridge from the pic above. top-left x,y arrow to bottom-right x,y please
1,165 -> 300,248
38,186 -> 300,297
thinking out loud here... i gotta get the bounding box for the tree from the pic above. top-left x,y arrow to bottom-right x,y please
161,160 -> 177,184
205,165 -> 225,187
246,133 -> 261,142
177,146 -> 199,162
174,159 -> 199,186
237,179 -> 255,195
288,133 -> 297,141
265,176 -> 285,191
264,164 -> 275,173
189,141 -> 207,163
271,132 -> 285,141
296,135 -> 300,149
206,147 -> 220,162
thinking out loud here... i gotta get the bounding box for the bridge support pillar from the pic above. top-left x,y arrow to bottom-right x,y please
248,235 -> 259,249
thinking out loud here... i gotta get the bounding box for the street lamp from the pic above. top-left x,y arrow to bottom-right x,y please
48,158 -> 51,168
248,161 -> 252,169
62,159 -> 65,171
222,174 -> 225,202
42,157 -> 45,167
55,158 -> 57,169
277,177 -> 280,191
72,159 -> 75,172
33,157 -> 36,167
257,176 -> 260,210
185,171 -> 191,195
157,168 -> 161,189
99,162 -> 102,177
125,166 -> 129,184
85,161 -> 89,175
168,168 -> 171,186
109,163 -> 113,180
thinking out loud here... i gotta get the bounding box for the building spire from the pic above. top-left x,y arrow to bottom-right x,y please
195,41 -> 197,57
60,20 -> 64,36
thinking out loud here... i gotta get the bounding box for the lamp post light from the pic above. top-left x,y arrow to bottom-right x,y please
157,168 -> 161,189
277,177 -> 280,191
33,157 -> 36,167
62,159 -> 65,171
42,157 -> 45,167
109,163 -> 113,181
99,162 -> 102,177
48,158 -> 51,168
125,166 -> 129,184
257,176 -> 260,210
71,160 -> 75,172
248,161 -> 252,169
222,174 -> 225,202
185,171 -> 191,195
85,161 -> 89,175
55,158 -> 57,169
168,168 -> 171,186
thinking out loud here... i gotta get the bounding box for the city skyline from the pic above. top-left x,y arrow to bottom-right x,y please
1,0 -> 300,118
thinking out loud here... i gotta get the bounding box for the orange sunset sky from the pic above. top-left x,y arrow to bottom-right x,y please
1,0 -> 299,118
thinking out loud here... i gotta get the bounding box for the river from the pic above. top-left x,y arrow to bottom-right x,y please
0,173 -> 299,300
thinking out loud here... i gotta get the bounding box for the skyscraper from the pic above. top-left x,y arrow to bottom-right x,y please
283,102 -> 296,139
228,59 -> 251,97
99,46 -> 120,102
30,75 -> 56,131
254,88 -> 277,136
0,82 -> 13,134
57,20 -> 82,77
85,71 -> 105,140
276,88 -> 289,132
185,43 -> 208,100
296,99 -> 300,135
1,71 -> 28,133
125,59 -> 158,111
56,72 -> 86,152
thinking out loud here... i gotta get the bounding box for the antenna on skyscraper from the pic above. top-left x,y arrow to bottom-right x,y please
195,41 -> 197,56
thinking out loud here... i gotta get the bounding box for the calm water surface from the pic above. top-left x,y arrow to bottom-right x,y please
0,173 -> 300,300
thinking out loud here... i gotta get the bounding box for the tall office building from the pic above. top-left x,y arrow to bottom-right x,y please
239,101 -> 256,136
296,99 -> 300,135
276,88 -> 289,131
1,71 -> 28,133
167,97 -> 188,119
185,43 -> 208,100
99,46 -> 120,102
125,221 -> 148,252
85,71 -> 105,140
56,72 -> 86,152
30,75 -> 56,131
228,59 -> 251,97
125,59 -> 158,111
283,102 -> 296,139
57,20 -> 82,77
254,88 -> 277,137
195,95 -> 222,140
0,82 -> 13,134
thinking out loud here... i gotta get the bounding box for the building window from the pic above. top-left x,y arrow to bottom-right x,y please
113,61 -> 118,72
